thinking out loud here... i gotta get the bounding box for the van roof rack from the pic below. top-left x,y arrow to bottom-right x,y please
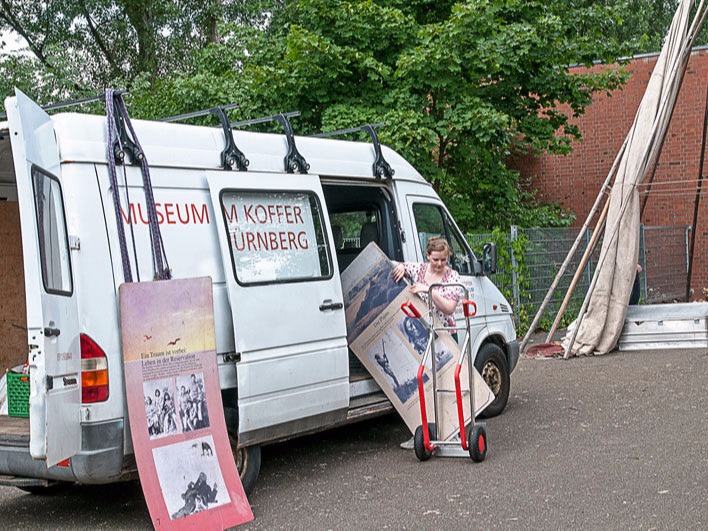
160,104 -> 248,171
311,123 -> 394,179
230,111 -> 309,174
0,90 -> 124,121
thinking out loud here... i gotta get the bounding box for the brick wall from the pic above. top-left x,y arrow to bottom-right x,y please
511,47 -> 708,300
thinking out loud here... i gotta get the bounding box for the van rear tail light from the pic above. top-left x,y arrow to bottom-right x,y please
81,334 -> 109,403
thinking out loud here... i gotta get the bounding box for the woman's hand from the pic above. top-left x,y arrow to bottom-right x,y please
409,282 -> 428,294
392,261 -> 406,282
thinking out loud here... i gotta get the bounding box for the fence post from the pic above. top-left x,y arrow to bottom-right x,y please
510,225 -> 520,322
640,224 -> 646,301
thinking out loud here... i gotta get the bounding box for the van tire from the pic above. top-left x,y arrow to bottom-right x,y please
224,406 -> 261,496
474,343 -> 510,418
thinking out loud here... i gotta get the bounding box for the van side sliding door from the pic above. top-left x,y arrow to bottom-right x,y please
5,90 -> 82,466
207,172 -> 349,445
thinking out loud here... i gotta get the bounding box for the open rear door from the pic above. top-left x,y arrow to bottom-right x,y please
5,90 -> 81,466
208,172 -> 349,444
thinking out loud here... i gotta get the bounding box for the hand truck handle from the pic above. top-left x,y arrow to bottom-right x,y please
400,301 -> 422,318
462,299 -> 477,317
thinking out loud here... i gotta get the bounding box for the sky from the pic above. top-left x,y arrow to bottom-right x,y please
1,30 -> 28,55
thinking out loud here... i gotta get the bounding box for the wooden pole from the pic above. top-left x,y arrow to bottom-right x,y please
545,195 -> 610,342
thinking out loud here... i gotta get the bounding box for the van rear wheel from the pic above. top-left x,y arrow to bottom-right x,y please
225,406 -> 261,496
474,343 -> 510,418
229,432 -> 260,496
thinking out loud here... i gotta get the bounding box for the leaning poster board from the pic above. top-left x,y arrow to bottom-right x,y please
342,243 -> 493,441
120,277 -> 253,529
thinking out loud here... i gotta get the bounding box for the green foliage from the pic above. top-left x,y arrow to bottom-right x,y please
468,228 -> 533,333
2,0 -> 638,231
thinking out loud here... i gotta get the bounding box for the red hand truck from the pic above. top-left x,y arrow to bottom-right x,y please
400,283 -> 487,462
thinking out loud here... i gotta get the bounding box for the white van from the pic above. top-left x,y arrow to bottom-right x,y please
0,91 -> 518,495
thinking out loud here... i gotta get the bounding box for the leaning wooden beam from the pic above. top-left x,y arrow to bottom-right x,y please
564,16 -> 703,358
519,138 -> 627,353
545,195 -> 610,343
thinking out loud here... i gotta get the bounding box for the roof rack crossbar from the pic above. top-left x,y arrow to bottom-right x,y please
310,122 -> 386,139
228,111 -> 300,129
0,90 -> 126,121
230,111 -> 309,174
158,103 -> 240,123
311,122 -> 394,179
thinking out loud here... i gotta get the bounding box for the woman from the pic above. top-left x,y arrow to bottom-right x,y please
391,236 -> 461,450
391,236 -> 461,330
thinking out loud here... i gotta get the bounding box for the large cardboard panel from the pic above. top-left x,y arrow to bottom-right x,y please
0,202 -> 27,371
342,244 -> 493,441
120,277 -> 252,530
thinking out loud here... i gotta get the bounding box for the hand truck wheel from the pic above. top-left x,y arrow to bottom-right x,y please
413,423 -> 436,461
467,422 -> 487,462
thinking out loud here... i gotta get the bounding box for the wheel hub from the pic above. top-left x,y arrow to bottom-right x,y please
482,361 -> 502,395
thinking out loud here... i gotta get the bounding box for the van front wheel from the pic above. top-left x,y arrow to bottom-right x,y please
474,343 -> 510,418
225,407 -> 261,496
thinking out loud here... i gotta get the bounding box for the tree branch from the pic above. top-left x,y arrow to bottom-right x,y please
78,0 -> 121,78
0,0 -> 51,68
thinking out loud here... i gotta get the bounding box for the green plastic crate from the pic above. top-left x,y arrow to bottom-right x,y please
7,371 -> 30,418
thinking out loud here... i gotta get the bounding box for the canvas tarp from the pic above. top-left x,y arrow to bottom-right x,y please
565,0 -> 708,356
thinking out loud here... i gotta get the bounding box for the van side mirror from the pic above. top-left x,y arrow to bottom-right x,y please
482,242 -> 497,275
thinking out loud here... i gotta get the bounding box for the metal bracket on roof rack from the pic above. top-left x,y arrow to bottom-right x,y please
111,92 -> 143,165
160,103 -> 249,171
230,111 -> 310,174
311,122 -> 394,179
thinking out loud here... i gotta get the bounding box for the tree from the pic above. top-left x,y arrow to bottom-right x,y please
2,0 -> 634,230
138,0 -> 625,229
0,0 -> 271,101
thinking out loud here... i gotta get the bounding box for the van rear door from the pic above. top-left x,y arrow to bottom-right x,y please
207,172 -> 349,444
5,91 -> 81,466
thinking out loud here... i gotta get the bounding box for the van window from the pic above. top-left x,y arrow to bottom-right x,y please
220,189 -> 332,285
411,203 -> 473,275
32,166 -> 73,295
329,210 -> 379,250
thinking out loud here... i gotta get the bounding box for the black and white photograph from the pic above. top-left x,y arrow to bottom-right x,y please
398,315 -> 430,356
175,372 -> 210,432
342,243 -> 405,341
152,435 -> 230,521
143,378 -> 180,439
364,329 -> 427,405
432,340 -> 454,371
397,315 -> 454,370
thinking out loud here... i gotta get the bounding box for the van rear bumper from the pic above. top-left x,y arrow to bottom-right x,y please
0,418 -> 124,485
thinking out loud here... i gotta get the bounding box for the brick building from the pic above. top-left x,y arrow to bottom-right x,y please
512,46 -> 708,300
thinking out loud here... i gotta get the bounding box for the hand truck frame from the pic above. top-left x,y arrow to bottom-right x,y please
400,283 -> 487,462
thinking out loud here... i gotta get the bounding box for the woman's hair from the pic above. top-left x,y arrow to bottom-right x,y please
426,236 -> 451,256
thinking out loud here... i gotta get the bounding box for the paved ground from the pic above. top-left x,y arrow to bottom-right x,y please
0,347 -> 706,529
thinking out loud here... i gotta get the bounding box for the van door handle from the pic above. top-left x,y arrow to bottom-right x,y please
319,300 -> 344,312
44,327 -> 61,337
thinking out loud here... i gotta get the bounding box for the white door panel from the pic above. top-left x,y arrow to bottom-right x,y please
6,90 -> 81,466
207,172 -> 349,437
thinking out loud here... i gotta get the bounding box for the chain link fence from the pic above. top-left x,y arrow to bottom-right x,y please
467,225 -> 691,328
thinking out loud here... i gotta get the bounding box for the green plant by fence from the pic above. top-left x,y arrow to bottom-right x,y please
467,225 -> 691,335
